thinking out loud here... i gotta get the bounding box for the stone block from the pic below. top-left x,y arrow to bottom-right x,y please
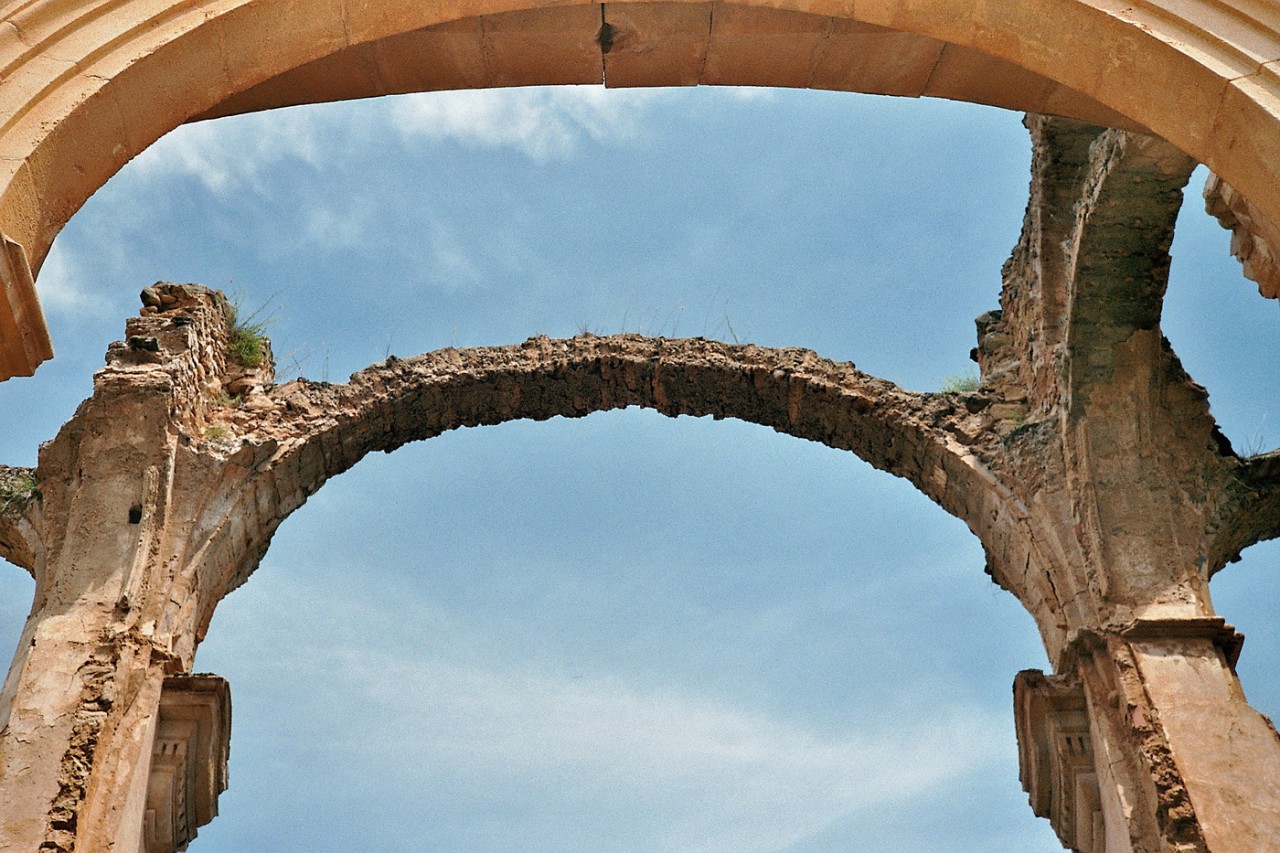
603,3 -> 711,88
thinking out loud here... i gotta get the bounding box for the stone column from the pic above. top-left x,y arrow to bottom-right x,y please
0,285 -> 252,851
990,117 -> 1280,852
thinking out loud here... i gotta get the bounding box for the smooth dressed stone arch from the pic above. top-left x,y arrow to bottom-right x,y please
0,0 -> 1278,379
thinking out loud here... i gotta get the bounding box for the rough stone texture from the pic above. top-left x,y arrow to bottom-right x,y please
1204,174 -> 1280,300
144,674 -> 231,853
0,284 -> 254,852
0,463 -> 40,573
3,118 -> 1280,851
982,117 -> 1280,853
2,0 -> 1280,378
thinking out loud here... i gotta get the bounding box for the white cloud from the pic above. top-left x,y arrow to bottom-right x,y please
33,241 -> 116,320
390,86 -> 660,161
122,86 -> 661,203
322,650 -> 1004,852
303,202 -> 372,251
722,86 -> 777,103
128,108 -> 327,195
424,222 -> 483,288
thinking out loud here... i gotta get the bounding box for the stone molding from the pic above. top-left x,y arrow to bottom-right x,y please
1014,670 -> 1104,853
143,674 -> 231,853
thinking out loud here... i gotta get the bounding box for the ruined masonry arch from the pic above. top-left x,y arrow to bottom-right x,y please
198,333 -> 1018,635
0,289 -> 1044,851
1,0 -> 1279,378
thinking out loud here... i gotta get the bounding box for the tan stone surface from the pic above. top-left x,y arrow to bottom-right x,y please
602,3 -> 711,88
809,20 -> 944,97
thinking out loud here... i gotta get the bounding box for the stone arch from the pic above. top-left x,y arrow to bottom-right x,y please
1,0 -> 1278,378
189,333 -> 1048,644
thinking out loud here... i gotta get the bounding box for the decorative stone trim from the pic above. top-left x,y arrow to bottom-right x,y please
143,674 -> 231,853
1120,617 -> 1244,671
1014,670 -> 1104,853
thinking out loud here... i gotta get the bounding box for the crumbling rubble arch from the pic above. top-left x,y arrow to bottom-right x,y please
197,334 -> 1048,638
3,0 -> 1280,379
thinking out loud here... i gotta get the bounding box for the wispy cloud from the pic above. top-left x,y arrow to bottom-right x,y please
423,221 -> 483,288
211,566 -> 1009,853
34,241 -> 116,320
129,108 -> 327,195
390,86 -> 660,161
321,649 -> 1004,852
125,86 -> 661,203
722,86 -> 777,103
302,201 -> 373,251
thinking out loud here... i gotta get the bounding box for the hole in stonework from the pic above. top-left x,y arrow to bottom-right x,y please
1165,164 -> 1280,457
128,505 -> 142,525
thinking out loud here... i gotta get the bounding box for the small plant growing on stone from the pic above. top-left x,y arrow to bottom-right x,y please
0,470 -> 38,512
205,423 -> 231,440
940,371 -> 980,393
225,299 -> 273,369
1242,416 -> 1270,457
213,390 -> 242,409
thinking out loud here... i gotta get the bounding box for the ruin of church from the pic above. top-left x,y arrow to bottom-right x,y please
2,1 -> 1280,851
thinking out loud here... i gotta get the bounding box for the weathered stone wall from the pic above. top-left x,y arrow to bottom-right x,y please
0,284 -> 264,852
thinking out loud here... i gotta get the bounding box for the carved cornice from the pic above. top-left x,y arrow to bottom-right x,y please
144,674 -> 231,853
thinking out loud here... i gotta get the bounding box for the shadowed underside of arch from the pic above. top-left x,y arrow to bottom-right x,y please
1,0 -> 1280,379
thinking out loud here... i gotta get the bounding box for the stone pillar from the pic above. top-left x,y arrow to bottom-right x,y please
0,285 -> 247,851
982,116 -> 1280,851
1016,620 -> 1280,853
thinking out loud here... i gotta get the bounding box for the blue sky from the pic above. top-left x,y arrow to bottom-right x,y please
1,85 -> 1278,851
